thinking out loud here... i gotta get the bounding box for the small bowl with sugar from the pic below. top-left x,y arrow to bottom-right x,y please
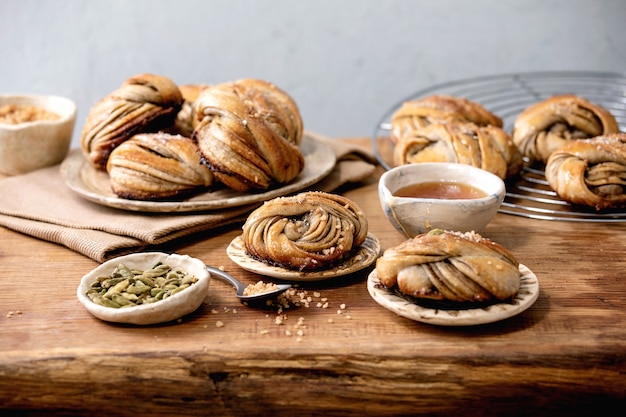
0,94 -> 77,176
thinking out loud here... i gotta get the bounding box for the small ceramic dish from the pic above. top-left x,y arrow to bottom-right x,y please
378,162 -> 505,237
227,233 -> 381,281
77,252 -> 210,325
0,94 -> 77,176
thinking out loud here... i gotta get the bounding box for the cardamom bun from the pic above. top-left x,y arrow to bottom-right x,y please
81,73 -> 183,169
193,78 -> 304,192
376,229 -> 520,303
545,133 -> 626,210
390,94 -> 503,144
512,94 -> 619,164
241,191 -> 368,270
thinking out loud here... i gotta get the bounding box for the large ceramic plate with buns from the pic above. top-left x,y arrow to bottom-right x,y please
61,133 -> 336,212
367,264 -> 539,326
227,233 -> 381,281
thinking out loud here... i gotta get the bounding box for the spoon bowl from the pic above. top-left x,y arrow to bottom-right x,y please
206,265 -> 292,303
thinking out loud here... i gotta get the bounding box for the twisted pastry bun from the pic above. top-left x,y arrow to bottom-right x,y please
390,95 -> 503,144
376,229 -> 520,303
81,73 -> 183,170
106,132 -> 213,200
545,133 -> 626,210
193,78 -> 305,192
241,191 -> 368,271
512,94 -> 619,164
173,84 -> 209,137
393,122 -> 523,180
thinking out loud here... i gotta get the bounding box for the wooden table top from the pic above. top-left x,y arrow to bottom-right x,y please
1,138 -> 625,416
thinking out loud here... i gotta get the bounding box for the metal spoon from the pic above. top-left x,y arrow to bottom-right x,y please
206,265 -> 292,303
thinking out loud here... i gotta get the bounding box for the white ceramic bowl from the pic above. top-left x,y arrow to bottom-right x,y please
0,94 -> 77,175
77,252 -> 210,325
378,162 -> 505,237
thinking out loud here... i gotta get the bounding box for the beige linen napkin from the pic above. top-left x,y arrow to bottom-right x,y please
0,132 -> 377,262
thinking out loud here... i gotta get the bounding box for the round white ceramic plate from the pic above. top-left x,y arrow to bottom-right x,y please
227,233 -> 381,281
61,133 -> 337,212
367,264 -> 539,326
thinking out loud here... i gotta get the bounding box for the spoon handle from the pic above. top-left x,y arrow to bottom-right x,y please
206,265 -> 247,293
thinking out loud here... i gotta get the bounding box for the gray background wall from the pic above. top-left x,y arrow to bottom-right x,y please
2,0 -> 625,146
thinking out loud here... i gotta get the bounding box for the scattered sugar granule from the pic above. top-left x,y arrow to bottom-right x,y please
6,310 -> 22,318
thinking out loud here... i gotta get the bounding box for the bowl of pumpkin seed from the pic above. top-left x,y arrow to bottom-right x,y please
77,252 -> 210,325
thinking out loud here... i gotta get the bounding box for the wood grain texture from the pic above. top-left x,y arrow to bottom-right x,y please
1,139 -> 626,416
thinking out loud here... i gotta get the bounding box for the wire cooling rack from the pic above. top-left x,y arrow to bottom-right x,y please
371,71 -> 626,222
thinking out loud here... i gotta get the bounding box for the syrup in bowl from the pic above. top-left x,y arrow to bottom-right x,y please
393,181 -> 488,200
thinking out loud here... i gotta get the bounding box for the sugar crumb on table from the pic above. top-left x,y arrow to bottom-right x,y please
6,310 -> 23,318
206,287 -> 351,339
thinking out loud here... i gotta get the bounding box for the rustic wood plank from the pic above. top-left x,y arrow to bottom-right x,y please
1,139 -> 625,416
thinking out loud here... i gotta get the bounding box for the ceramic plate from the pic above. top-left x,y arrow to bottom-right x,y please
367,264 -> 539,326
227,233 -> 381,281
60,133 -> 337,212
